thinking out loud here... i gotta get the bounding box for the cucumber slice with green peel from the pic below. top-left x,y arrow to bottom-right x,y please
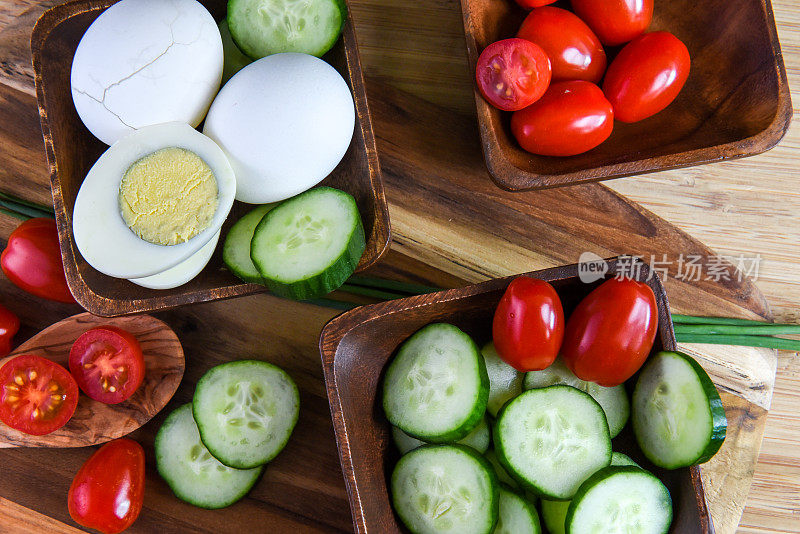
155,404 -> 263,509
391,415 -> 491,455
485,449 -> 519,490
632,351 -> 727,469
481,342 -> 523,417
524,358 -> 629,438
494,486 -> 541,534
540,451 -> 640,534
565,466 -> 673,534
391,444 -> 499,534
228,0 -> 347,59
223,204 -> 275,283
494,386 -> 611,500
383,323 -> 489,443
193,360 -> 300,469
250,187 -> 365,301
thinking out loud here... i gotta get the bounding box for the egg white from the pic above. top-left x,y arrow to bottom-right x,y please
203,53 -> 355,204
128,230 -> 220,289
72,122 -> 235,279
71,0 -> 223,146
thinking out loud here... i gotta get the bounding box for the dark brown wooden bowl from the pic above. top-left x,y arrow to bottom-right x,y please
31,0 -> 390,317
320,258 -> 712,533
461,0 -> 792,191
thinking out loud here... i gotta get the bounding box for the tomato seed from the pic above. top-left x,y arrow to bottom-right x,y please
14,374 -> 24,386
28,370 -> 37,381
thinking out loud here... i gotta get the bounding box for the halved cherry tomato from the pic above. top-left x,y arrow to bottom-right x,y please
476,38 -> 552,111
514,0 -> 556,9
69,326 -> 144,404
571,0 -> 654,46
68,438 -> 145,534
492,277 -> 564,372
1,218 -> 75,303
0,304 -> 19,357
0,354 -> 78,435
517,7 -> 606,83
602,32 -> 691,123
511,80 -> 614,156
561,277 -> 658,387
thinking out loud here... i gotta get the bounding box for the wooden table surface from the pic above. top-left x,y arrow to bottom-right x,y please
0,0 -> 797,532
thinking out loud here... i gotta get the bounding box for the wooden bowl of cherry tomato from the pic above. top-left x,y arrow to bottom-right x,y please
462,0 -> 792,191
320,257 -> 713,533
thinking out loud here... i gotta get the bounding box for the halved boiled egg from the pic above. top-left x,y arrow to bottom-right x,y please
72,122 -> 235,279
129,229 -> 220,289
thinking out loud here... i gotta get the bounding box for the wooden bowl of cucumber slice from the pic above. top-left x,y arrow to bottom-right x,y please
320,257 -> 718,533
32,0 -> 389,317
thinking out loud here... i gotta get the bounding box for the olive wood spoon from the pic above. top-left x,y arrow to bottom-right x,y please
0,312 -> 183,448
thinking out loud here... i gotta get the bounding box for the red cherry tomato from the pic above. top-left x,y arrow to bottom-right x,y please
511,80 -> 614,157
517,7 -> 607,83
476,38 -> 552,111
69,326 -> 144,404
0,304 -> 20,357
561,278 -> 658,387
68,439 -> 145,534
602,32 -> 691,123
0,354 -> 79,435
570,0 -> 654,46
492,277 -> 564,372
1,218 -> 75,303
514,0 -> 556,9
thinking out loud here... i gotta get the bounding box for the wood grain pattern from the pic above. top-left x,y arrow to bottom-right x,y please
31,0 -> 390,317
0,312 -> 183,448
460,0 -> 792,190
321,259 -> 711,533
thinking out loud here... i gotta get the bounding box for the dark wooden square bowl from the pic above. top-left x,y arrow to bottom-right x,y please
320,258 -> 712,533
461,0 -> 792,191
31,0 -> 390,317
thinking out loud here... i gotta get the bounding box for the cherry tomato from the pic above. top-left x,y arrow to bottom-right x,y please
516,7 -> 606,83
0,304 -> 19,357
69,326 -> 144,404
561,278 -> 658,387
571,0 -> 654,46
68,438 -> 145,534
511,80 -> 614,157
476,38 -> 552,111
602,32 -> 691,123
1,218 -> 75,303
492,277 -> 564,372
514,0 -> 556,9
0,354 -> 78,435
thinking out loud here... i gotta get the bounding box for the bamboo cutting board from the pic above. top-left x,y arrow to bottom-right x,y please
0,0 -> 784,532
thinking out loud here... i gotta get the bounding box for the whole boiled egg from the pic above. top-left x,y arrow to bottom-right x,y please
203,53 -> 355,204
72,122 -> 235,279
70,0 -> 223,146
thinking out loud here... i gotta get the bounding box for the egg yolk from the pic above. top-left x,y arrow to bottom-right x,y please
119,147 -> 219,246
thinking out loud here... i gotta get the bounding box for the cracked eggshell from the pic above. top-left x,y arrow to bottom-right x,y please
70,0 -> 223,146
203,53 -> 355,204
72,122 -> 236,279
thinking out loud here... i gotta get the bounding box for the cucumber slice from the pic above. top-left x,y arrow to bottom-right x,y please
251,187 -> 365,301
481,342 -> 523,417
632,351 -> 727,469
494,386 -> 611,500
383,323 -> 489,442
391,445 -> 499,534
540,451 -> 640,534
228,0 -> 346,59
219,19 -> 253,84
391,415 -> 491,455
494,486 -> 541,534
485,449 -> 519,490
155,404 -> 263,509
565,466 -> 673,534
524,358 -> 629,438
193,360 -> 300,469
223,204 -> 275,283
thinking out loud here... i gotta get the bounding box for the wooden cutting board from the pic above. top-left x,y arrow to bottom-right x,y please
0,1 -> 778,532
